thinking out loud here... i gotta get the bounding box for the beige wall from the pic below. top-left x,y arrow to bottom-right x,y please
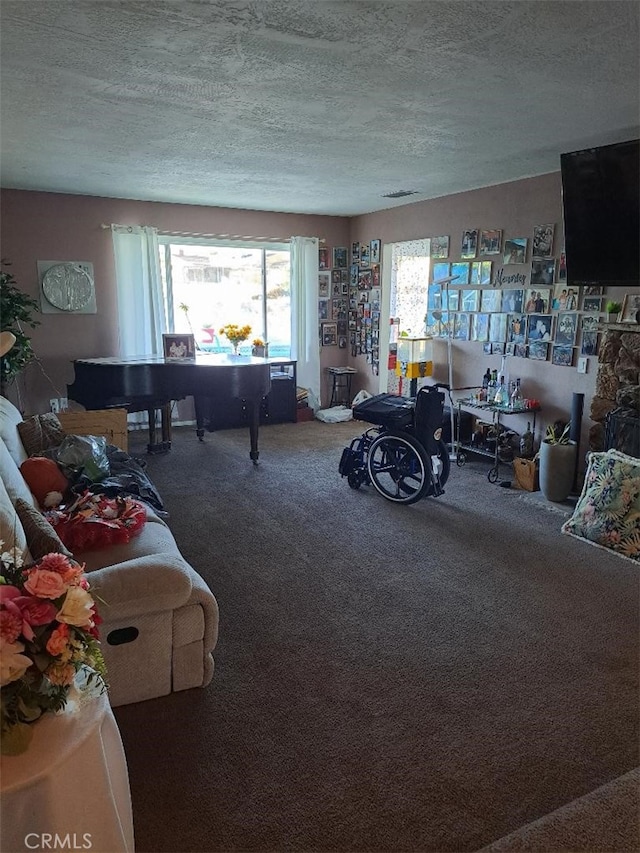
349,173 -> 630,469
0,189 -> 350,413
1,181 -> 632,470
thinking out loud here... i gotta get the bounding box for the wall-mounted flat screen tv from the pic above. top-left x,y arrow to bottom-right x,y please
560,138 -> 639,286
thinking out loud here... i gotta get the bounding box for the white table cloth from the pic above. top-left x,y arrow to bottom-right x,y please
1,685 -> 135,852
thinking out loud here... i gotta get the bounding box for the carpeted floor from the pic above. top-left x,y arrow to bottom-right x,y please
114,420 -> 639,853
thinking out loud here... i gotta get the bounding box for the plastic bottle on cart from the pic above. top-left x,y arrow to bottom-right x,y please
482,369 -> 491,390
520,422 -> 534,457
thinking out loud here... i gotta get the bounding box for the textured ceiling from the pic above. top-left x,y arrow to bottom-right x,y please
1,1 -> 639,216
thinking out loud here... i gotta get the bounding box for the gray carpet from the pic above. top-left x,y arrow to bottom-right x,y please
114,420 -> 639,853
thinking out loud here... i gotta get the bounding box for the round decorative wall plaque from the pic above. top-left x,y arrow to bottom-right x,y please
42,263 -> 94,312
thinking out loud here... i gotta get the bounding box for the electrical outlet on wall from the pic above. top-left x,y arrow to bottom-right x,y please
577,357 -> 588,374
50,398 -> 59,413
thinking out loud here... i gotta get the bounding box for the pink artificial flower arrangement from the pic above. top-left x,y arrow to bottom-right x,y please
0,542 -> 107,754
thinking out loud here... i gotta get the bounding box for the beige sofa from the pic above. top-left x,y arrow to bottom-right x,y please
0,396 -> 219,707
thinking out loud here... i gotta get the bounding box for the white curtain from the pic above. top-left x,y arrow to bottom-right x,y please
111,225 -> 166,358
290,236 -> 320,403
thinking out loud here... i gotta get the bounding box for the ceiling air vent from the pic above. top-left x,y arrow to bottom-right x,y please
381,190 -> 419,199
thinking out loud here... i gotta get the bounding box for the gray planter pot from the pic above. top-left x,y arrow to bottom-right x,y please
539,439 -> 577,502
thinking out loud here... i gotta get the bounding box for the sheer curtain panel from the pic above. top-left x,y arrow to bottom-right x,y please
111,225 -> 165,358
290,236 -> 320,403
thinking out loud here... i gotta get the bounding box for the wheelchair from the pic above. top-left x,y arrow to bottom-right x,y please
338,383 -> 451,505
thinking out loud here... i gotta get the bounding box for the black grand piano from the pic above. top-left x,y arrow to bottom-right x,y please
67,354 -> 272,462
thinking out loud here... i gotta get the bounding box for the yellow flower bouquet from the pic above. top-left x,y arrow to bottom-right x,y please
219,323 -> 252,353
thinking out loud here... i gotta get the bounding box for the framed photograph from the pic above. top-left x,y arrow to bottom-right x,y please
492,343 -> 506,355
451,262 -> 470,286
481,289 -> 502,313
503,237 -> 528,265
583,296 -> 602,312
431,236 -> 450,259
532,224 -> 555,258
501,289 -> 524,312
581,315 -> 599,356
480,229 -> 502,255
351,242 -> 360,263
349,265 -> 359,287
551,344 -> 574,367
620,293 -> 640,323
447,289 -> 460,311
332,247 -> 348,269
507,314 -> 526,344
480,261 -> 493,285
580,332 -> 599,356
524,288 -> 551,313
461,229 -> 479,259
319,247 -> 330,270
528,341 -> 549,361
555,311 -> 578,345
514,343 -> 528,358
428,284 -> 442,310
506,342 -> 516,355
321,322 -> 338,346
432,262 -> 450,283
318,271 -> 330,298
471,313 -> 489,341
370,239 -> 381,264
527,314 -> 553,341
557,250 -> 567,281
163,333 -> 195,360
584,284 -> 604,295
530,257 -> 556,286
318,299 -> 329,320
360,244 -> 371,268
489,312 -> 507,342
461,288 -> 480,312
454,313 -> 470,340
482,342 -> 493,354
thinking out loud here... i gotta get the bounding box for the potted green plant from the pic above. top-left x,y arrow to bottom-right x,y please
606,300 -> 622,323
0,260 -> 40,392
537,420 -> 576,502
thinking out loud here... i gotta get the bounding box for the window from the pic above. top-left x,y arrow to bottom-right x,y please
158,238 -> 291,357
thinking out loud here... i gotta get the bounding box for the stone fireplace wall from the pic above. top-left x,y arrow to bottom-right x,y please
589,326 -> 640,454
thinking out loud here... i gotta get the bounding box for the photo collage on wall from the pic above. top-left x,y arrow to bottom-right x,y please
426,224 -> 608,368
318,240 -> 381,375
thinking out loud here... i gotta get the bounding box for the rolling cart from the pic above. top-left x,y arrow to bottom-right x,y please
454,397 -> 541,483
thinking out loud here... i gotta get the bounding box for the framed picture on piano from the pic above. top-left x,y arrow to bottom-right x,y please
162,333 -> 196,360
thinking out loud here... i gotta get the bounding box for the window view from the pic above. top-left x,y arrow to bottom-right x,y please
159,241 -> 291,357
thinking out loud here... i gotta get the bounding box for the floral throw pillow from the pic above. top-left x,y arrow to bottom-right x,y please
561,449 -> 640,561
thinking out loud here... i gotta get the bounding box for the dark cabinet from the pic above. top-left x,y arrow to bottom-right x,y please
204,360 -> 297,431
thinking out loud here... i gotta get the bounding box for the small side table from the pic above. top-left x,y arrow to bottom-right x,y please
326,366 -> 357,407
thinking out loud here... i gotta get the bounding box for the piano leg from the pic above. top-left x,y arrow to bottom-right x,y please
146,405 -> 172,454
247,399 -> 260,465
161,403 -> 172,449
194,396 -> 206,442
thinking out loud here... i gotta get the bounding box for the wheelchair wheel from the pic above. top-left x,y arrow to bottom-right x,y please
423,438 -> 451,496
366,430 -> 430,504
